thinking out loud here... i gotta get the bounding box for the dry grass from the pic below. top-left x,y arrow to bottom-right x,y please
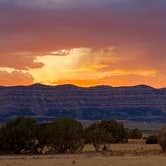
0,143 -> 164,166
0,154 -> 166,166
83,142 -> 161,155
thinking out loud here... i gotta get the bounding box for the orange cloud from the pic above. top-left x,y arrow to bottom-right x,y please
0,70 -> 34,86
0,0 -> 166,73
27,47 -> 165,88
0,0 -> 166,87
0,53 -> 43,70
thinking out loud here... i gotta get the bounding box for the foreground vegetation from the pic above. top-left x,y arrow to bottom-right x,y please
0,117 -> 165,155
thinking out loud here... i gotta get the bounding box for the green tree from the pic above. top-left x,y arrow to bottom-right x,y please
100,120 -> 128,143
0,117 -> 37,154
50,118 -> 84,153
35,123 -> 54,154
128,128 -> 142,139
85,123 -> 110,152
85,120 -> 127,152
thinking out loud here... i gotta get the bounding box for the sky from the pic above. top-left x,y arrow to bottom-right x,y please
0,0 -> 166,87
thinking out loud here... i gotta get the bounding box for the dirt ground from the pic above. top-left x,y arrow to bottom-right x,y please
0,154 -> 166,166
0,144 -> 165,166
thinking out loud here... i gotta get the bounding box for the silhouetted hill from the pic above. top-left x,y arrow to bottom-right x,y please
0,84 -> 166,123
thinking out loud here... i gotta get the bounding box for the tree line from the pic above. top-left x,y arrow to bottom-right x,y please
0,117 -> 165,154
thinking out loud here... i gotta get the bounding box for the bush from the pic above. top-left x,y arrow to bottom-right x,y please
84,120 -> 128,152
146,135 -> 158,144
0,117 -> 37,154
85,123 -> 111,152
158,127 -> 166,152
35,123 -> 53,154
0,117 -> 130,154
128,128 -> 142,139
50,118 -> 84,153
100,120 -> 128,143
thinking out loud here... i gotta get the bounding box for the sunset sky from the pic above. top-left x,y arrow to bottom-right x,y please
0,0 -> 166,88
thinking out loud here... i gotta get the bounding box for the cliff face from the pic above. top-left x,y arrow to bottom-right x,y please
0,84 -> 166,123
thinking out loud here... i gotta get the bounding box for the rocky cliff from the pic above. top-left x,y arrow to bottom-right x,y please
0,84 -> 166,123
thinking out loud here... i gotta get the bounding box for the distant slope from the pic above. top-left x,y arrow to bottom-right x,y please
0,84 -> 166,123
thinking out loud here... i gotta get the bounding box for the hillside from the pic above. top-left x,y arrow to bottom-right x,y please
0,84 -> 166,123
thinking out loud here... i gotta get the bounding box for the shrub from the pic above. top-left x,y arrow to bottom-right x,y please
35,123 -> 54,154
0,117 -> 130,154
85,123 -> 111,152
158,127 -> 166,152
146,135 -> 158,144
128,128 -> 142,139
84,120 -> 128,152
50,118 -> 84,153
0,117 -> 37,154
100,120 -> 128,143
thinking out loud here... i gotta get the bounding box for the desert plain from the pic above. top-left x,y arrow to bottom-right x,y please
0,143 -> 166,166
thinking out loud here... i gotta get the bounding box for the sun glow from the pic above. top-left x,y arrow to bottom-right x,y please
25,47 -> 162,87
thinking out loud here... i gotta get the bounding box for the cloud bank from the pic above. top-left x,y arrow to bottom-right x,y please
0,0 -> 166,87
